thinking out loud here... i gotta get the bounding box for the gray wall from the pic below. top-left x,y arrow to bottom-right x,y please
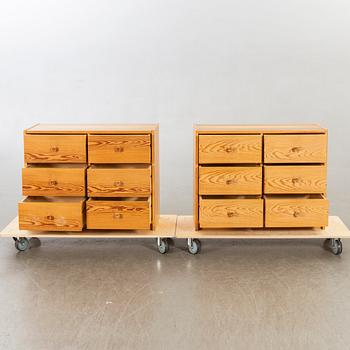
1,0 -> 350,228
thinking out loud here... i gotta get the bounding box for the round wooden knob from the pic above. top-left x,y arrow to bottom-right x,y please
227,211 -> 237,218
50,146 -> 59,152
226,179 -> 235,185
114,181 -> 124,187
114,146 -> 124,152
291,147 -> 302,153
46,215 -> 54,220
225,147 -> 234,153
291,178 -> 300,184
293,211 -> 300,217
49,180 -> 58,186
113,213 -> 123,219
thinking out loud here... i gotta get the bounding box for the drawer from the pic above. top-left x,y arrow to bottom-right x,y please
265,194 -> 328,227
198,135 -> 262,164
264,165 -> 326,194
199,196 -> 263,228
18,197 -> 85,231
87,165 -> 151,197
24,134 -> 86,163
88,135 -> 151,164
86,198 -> 150,229
22,165 -> 86,197
199,166 -> 262,195
264,134 -> 327,163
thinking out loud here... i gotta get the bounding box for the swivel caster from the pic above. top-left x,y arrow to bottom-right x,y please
13,237 -> 30,252
325,238 -> 343,255
157,238 -> 169,254
187,238 -> 201,255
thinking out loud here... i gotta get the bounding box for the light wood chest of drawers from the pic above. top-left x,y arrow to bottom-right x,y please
19,124 -> 159,231
194,124 -> 329,230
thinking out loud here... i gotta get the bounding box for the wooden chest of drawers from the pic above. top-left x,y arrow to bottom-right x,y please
194,124 -> 329,229
19,124 -> 159,231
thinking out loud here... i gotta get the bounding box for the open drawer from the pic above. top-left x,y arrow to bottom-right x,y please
265,194 -> 329,227
18,197 -> 85,231
86,197 -> 151,230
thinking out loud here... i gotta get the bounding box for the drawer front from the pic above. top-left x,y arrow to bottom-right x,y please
87,167 -> 151,197
198,135 -> 262,164
88,135 -> 151,164
264,166 -> 327,194
199,198 -> 263,228
264,134 -> 327,163
22,167 -> 86,197
18,200 -> 84,231
199,166 -> 262,195
24,135 -> 86,163
86,200 -> 150,229
265,197 -> 329,227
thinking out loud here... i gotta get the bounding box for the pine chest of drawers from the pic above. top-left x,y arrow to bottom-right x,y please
194,124 -> 329,229
19,124 -> 159,231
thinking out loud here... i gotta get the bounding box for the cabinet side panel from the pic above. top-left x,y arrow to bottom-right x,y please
151,127 -> 160,229
194,130 -> 199,230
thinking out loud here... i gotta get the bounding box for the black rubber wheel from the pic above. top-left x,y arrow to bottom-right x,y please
29,237 -> 41,248
188,239 -> 201,255
158,239 -> 169,254
15,238 -> 29,252
331,239 -> 343,256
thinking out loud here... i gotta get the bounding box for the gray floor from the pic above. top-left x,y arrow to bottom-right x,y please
0,237 -> 349,350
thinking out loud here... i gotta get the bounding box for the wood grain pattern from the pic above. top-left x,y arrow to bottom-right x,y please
199,166 -> 262,195
198,135 -> 262,164
199,197 -> 263,228
86,199 -> 150,229
264,165 -> 327,194
264,134 -> 327,163
195,124 -> 326,134
24,134 -> 86,163
18,197 -> 85,231
22,166 -> 86,196
265,195 -> 329,227
88,135 -> 151,164
87,166 -> 151,197
26,124 -> 158,134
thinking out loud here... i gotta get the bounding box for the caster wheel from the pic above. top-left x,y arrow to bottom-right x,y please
29,237 -> 41,248
157,238 -> 169,254
330,239 -> 342,256
188,239 -> 201,255
15,237 -> 30,252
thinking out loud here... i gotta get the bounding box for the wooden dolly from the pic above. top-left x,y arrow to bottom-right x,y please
0,215 -> 177,254
176,215 -> 350,255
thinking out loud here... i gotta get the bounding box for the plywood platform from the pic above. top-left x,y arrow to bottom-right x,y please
176,215 -> 350,239
0,215 -> 177,239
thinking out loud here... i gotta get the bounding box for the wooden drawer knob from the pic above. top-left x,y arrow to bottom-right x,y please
293,211 -> 301,217
46,215 -> 55,220
50,146 -> 59,152
113,213 -> 123,219
291,147 -> 303,153
49,180 -> 58,186
114,146 -> 124,152
291,178 -> 300,184
225,147 -> 235,153
227,211 -> 238,218
226,179 -> 235,185
114,181 -> 124,187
